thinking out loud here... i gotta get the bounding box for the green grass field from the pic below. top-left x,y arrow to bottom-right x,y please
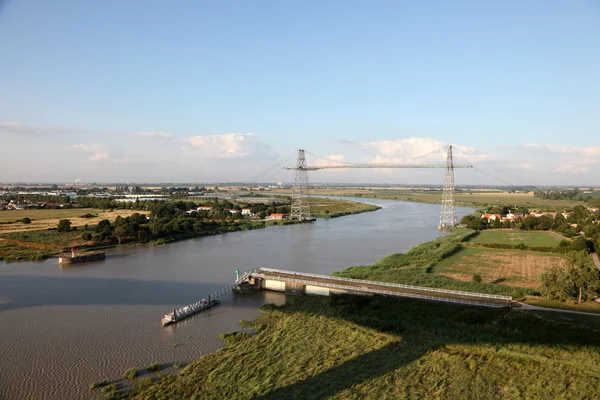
119,296 -> 600,400
308,198 -> 381,218
467,231 -> 561,247
433,247 -> 567,288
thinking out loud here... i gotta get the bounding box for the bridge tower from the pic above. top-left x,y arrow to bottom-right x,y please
439,145 -> 457,229
290,149 -> 312,220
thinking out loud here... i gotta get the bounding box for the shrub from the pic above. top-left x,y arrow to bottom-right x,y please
89,378 -> 109,390
472,274 -> 483,283
81,232 -> 93,241
123,367 -> 138,379
57,219 -> 71,233
21,217 -> 31,224
101,384 -> 117,394
147,362 -> 163,372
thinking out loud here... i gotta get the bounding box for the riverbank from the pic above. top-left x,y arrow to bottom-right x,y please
0,198 -> 381,262
280,188 -> 587,209
111,229 -> 600,399
118,295 -> 600,400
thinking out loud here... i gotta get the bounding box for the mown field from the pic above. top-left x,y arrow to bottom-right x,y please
434,247 -> 567,288
115,295 -> 600,400
466,230 -> 562,247
308,198 -> 381,218
288,188 -> 587,209
0,209 -> 149,234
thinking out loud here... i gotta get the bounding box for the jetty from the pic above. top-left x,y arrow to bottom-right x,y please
161,270 -> 255,326
162,268 -> 512,326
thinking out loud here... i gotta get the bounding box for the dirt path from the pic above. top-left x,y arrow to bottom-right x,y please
592,253 -> 600,271
547,231 -> 569,241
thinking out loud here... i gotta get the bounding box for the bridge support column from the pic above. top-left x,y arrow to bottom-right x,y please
439,145 -> 457,229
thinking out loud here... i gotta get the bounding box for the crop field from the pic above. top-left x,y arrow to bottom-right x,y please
434,247 -> 567,288
467,230 -> 562,247
288,188 -> 587,209
0,209 -> 149,234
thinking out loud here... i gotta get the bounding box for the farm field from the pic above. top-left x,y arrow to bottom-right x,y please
467,230 -> 562,247
0,209 -> 149,234
286,188 -> 587,209
434,247 -> 567,289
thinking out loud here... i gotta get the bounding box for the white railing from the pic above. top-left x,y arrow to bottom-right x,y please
258,267 -> 512,301
255,274 -> 504,308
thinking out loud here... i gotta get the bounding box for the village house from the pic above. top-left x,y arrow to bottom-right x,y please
241,208 -> 254,216
226,209 -> 240,214
196,206 -> 212,211
506,212 -> 524,219
268,213 -> 284,220
481,213 -> 501,223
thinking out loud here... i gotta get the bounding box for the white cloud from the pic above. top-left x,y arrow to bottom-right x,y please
184,132 -> 274,159
136,131 -> 173,139
361,137 -> 491,164
65,144 -> 110,162
0,121 -> 81,136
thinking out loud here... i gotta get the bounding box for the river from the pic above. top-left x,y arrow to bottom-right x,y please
0,199 -> 471,399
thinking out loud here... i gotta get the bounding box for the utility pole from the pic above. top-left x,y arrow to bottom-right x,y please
290,149 -> 312,220
439,145 -> 457,229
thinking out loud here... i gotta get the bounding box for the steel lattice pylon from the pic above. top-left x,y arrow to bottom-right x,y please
439,145 -> 457,229
290,149 -> 312,220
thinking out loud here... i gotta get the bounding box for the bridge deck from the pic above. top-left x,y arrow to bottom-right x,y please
256,268 -> 512,307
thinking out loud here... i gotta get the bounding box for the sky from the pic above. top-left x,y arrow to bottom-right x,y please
0,0 -> 599,186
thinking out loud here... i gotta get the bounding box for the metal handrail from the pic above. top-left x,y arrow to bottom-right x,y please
258,267 -> 512,301
256,274 -> 504,308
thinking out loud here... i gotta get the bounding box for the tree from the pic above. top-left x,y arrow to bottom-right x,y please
567,251 -> 600,304
460,215 -> 475,225
57,219 -> 71,233
114,223 -> 132,245
539,265 -> 572,301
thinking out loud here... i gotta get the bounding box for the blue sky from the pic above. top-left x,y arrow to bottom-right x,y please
1,0 -> 599,185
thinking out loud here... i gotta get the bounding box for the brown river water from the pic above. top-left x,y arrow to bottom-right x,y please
0,199 -> 471,399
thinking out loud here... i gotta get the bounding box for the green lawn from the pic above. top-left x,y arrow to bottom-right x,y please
467,230 -> 561,247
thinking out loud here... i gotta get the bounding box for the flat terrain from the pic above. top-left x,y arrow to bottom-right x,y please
308,197 -> 380,218
467,230 -> 561,247
0,209 -> 149,234
282,188 -> 587,209
434,247 -> 567,288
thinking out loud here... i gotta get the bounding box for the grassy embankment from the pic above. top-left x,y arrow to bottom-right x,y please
308,197 -> 381,218
286,188 -> 586,209
117,296 -> 600,400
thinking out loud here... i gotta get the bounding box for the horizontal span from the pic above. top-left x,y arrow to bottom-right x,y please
257,275 -> 504,308
258,267 -> 512,302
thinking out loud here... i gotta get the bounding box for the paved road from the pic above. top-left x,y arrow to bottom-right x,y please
518,302 -> 600,317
